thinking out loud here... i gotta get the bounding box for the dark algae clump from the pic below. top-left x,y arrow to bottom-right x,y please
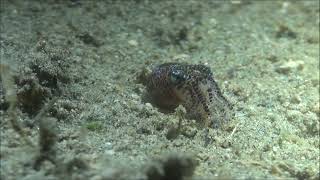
146,154 -> 198,180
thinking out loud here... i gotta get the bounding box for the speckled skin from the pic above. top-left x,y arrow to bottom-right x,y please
146,63 -> 233,127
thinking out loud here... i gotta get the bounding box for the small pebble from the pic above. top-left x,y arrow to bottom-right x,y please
182,127 -> 197,138
286,110 -> 302,123
145,103 -> 153,111
197,153 -> 209,161
275,60 -> 304,74
131,93 -> 140,100
311,102 -> 319,115
290,94 -> 301,104
105,142 -> 113,150
128,40 -> 138,46
173,140 -> 183,147
266,54 -> 278,63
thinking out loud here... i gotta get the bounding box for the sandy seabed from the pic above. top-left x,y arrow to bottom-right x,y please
1,1 -> 319,179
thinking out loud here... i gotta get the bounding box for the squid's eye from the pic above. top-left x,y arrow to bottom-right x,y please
170,70 -> 185,84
